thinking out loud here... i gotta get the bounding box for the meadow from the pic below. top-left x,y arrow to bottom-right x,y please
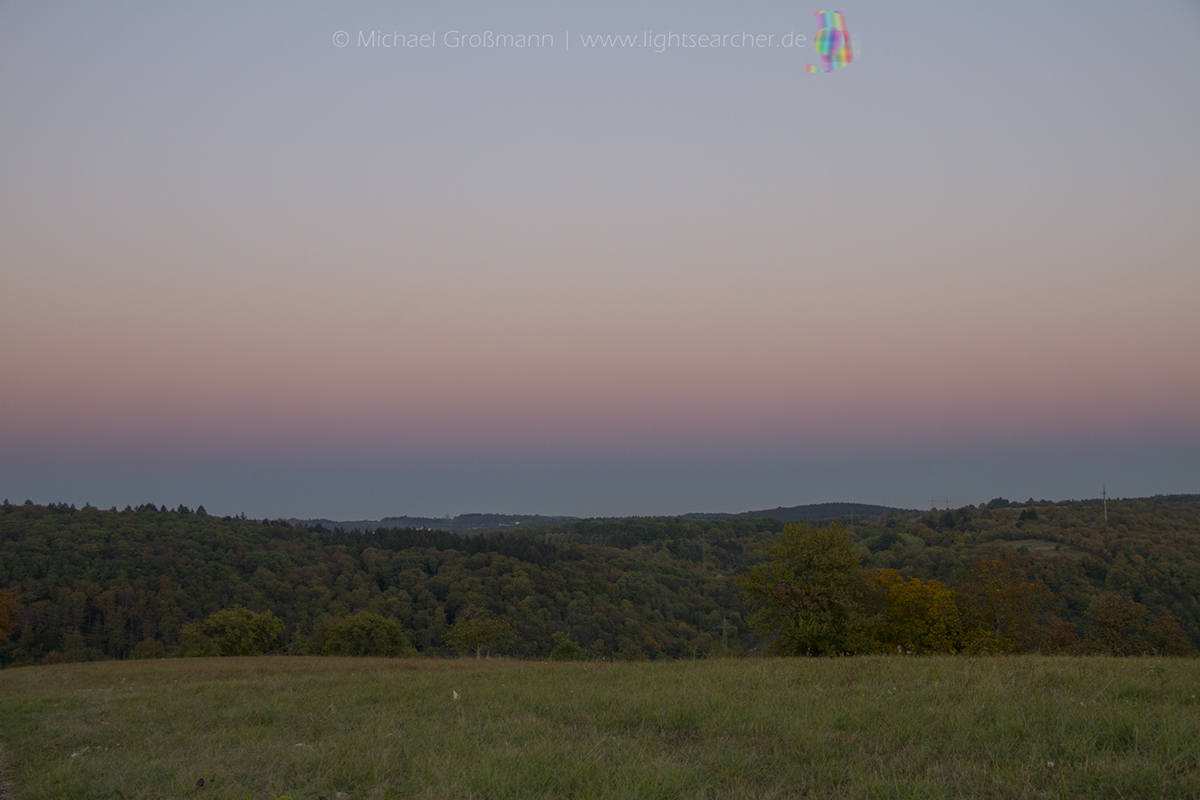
0,656 -> 1197,799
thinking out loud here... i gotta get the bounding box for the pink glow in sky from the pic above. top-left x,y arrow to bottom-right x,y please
2,1 -> 1198,518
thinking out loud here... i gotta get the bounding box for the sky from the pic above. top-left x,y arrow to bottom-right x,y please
2,1 -> 1198,519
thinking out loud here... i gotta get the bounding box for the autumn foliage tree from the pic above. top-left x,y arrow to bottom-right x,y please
953,553 -> 1071,653
737,522 -> 874,656
740,527 -> 1085,657
866,571 -> 964,654
1085,593 -> 1193,656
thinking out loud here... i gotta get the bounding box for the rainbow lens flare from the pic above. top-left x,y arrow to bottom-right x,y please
806,11 -> 853,73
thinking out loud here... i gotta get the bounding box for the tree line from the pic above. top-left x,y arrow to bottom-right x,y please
0,501 -> 765,664
1,495 -> 1196,665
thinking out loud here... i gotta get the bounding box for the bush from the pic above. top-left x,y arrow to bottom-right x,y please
180,607 -> 283,657
619,644 -> 648,661
549,633 -> 587,661
318,612 -> 417,657
446,609 -> 516,658
129,638 -> 166,659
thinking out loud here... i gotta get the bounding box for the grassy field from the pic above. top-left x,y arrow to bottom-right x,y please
1000,540 -> 1088,560
0,656 -> 1197,799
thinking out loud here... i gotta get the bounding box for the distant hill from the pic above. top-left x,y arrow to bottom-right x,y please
296,502 -> 904,533
291,512 -> 581,533
682,502 -> 908,524
735,501 -> 907,522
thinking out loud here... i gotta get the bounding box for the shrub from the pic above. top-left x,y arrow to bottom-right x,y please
319,612 -> 417,657
446,609 -> 516,658
549,633 -> 587,661
619,644 -> 648,662
129,638 -> 167,659
180,607 -> 283,657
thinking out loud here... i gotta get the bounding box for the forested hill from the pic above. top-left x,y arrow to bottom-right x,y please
0,503 -> 779,666
733,502 -> 906,523
296,502 -> 902,532
290,513 -> 581,533
1,495 -> 1198,666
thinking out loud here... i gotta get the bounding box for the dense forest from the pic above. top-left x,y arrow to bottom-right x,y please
1,495 -> 1197,666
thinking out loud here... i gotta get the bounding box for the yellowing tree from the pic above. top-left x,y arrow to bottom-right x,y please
867,570 -> 964,654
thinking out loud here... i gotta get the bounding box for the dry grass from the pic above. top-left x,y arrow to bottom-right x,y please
1,656 -> 1197,798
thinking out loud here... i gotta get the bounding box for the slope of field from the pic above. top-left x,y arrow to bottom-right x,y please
1,657 -> 1197,799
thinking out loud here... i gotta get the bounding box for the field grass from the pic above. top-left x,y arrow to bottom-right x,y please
1001,540 -> 1088,560
0,656 -> 1197,799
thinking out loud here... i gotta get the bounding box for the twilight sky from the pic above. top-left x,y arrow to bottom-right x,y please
2,1 -> 1198,519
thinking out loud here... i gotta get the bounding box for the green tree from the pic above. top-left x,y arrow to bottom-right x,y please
737,522 -> 873,656
445,608 -> 516,658
180,607 -> 282,657
320,612 -> 417,657
0,589 -> 20,649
